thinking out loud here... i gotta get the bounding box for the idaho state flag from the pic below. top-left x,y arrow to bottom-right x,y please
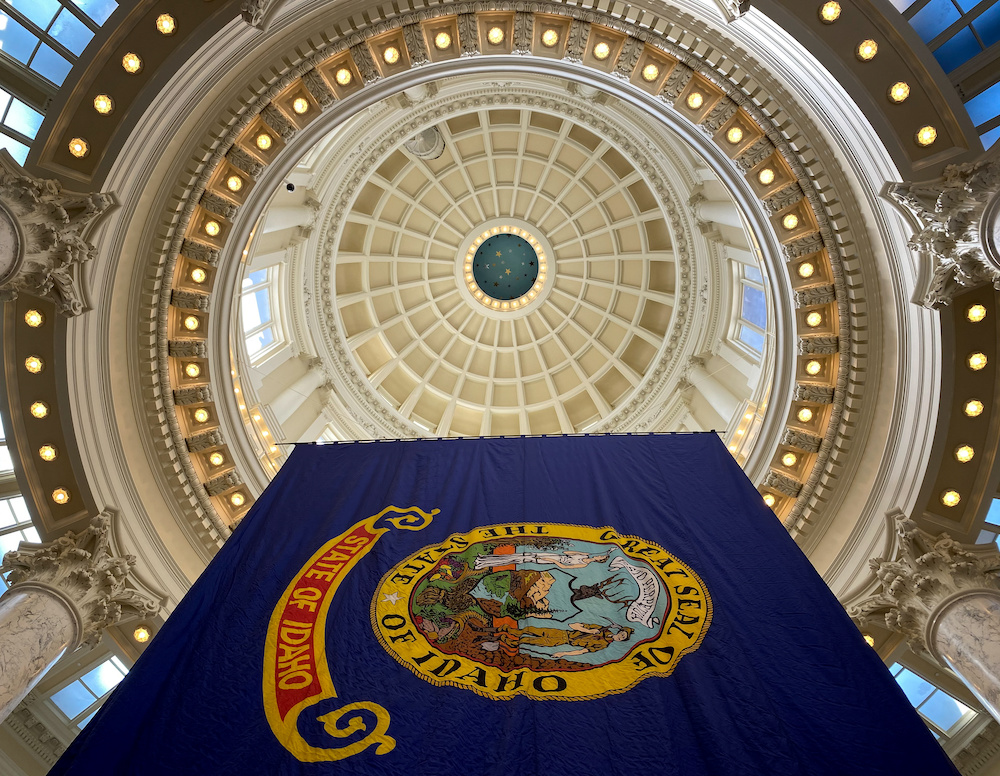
50,435 -> 958,775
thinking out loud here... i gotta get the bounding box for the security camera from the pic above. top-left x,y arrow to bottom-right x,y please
285,182 -> 295,192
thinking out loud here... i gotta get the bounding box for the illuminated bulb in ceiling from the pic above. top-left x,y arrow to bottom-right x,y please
686,92 -> 704,109
487,27 -> 504,45
805,311 -> 823,328
781,452 -> 798,467
225,175 -> 244,194
38,445 -> 57,462
30,401 -> 49,419
230,492 -> 246,507
122,52 -> 142,73
256,133 -> 272,150
967,304 -> 987,323
24,356 -> 43,374
93,94 -> 114,114
434,31 -> 451,50
335,68 -> 352,86
193,408 -> 210,423
183,315 -> 200,331
133,626 -> 151,643
24,309 -> 43,327
383,46 -> 400,65
292,97 -> 309,115
819,2 -> 841,22
541,29 -> 559,47
863,634 -> 875,648
964,399 -> 984,417
726,126 -> 744,144
940,490 -> 961,507
641,63 -> 659,82
52,488 -> 70,505
805,359 -> 822,375
968,352 -> 988,371
856,39 -> 878,61
209,452 -> 225,466
888,82 -> 910,104
68,138 -> 89,158
916,126 -> 937,146
782,213 -> 800,230
762,493 -> 776,507
758,167 -> 775,185
184,363 -> 201,378
204,220 -> 221,237
252,413 -> 262,421
594,42 -> 611,60
190,267 -> 207,284
156,13 -> 176,35
955,445 -> 975,463
797,407 -> 814,423
797,262 -> 815,278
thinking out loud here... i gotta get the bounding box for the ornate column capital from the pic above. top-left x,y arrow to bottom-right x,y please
0,152 -> 112,316
888,157 -> 1000,308
0,513 -> 159,647
850,515 -> 1000,654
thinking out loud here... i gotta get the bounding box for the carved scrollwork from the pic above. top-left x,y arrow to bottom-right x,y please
794,383 -> 834,404
661,63 -> 693,100
794,284 -> 835,307
764,470 -> 802,497
173,386 -> 214,405
168,340 -> 209,358
170,290 -> 211,312
205,470 -> 243,496
798,336 -> 838,355
303,70 -> 336,107
781,428 -> 821,453
187,430 -> 224,452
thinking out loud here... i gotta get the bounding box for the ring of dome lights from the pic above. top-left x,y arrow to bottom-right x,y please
457,222 -> 553,317
145,2 -> 864,537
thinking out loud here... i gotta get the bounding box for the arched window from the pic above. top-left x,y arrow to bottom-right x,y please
733,264 -> 767,359
240,266 -> 283,362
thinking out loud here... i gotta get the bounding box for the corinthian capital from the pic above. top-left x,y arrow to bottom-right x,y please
0,513 -> 159,646
850,515 -> 1000,653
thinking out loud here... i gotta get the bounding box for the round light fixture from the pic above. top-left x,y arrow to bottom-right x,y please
52,488 -> 70,505
335,68 -> 352,86
93,94 -> 114,115
967,304 -> 987,323
594,42 -> 611,60
863,634 -> 875,648
68,138 -> 89,158
24,310 -> 43,327
941,490 -> 961,507
230,492 -> 246,507
487,27 -> 505,45
782,213 -> 800,230
968,352 -> 988,371
856,40 -> 878,61
797,407 -> 814,423
190,267 -> 207,284
193,408 -> 210,423
209,452 -> 225,466
24,356 -> 43,374
781,452 -> 798,467
225,175 -> 243,194
686,92 -> 704,110
30,401 -> 48,419
434,31 -> 451,50
256,133 -> 272,151
133,626 -> 151,643
762,493 -> 776,507
38,445 -> 57,462
155,13 -> 176,35
383,46 -> 400,65
204,220 -> 221,237
183,315 -> 200,331
184,363 -> 201,378
797,262 -> 815,279
916,126 -> 937,146
955,445 -> 975,463
641,63 -> 659,82
758,167 -> 775,185
292,97 -> 309,115
805,359 -> 822,375
888,82 -> 910,104
122,52 -> 142,74
541,29 -> 559,47
819,2 -> 841,22
964,399 -> 984,417
726,126 -> 744,144
805,311 -> 823,328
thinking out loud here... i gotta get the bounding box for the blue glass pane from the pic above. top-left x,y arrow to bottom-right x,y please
8,0 -> 59,30
986,498 -> 1000,527
80,659 -> 126,697
911,0 -> 962,42
0,90 -> 10,121
248,327 -> 275,356
920,691 -> 968,732
975,4 -> 1000,46
895,667 -> 935,706
741,285 -> 766,328
934,27 -> 981,72
50,8 -> 93,55
4,99 -> 42,139
981,125 -> 1000,150
77,709 -> 98,729
51,682 -> 95,719
30,44 -> 72,85
738,325 -> 764,353
0,14 -> 40,64
0,445 -> 11,473
966,80 -> 1000,127
744,266 -> 763,283
71,0 -> 117,25
243,268 -> 268,288
0,133 -> 29,165
954,0 -> 982,10
890,0 -> 920,10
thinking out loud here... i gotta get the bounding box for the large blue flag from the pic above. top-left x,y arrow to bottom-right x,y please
50,434 -> 957,774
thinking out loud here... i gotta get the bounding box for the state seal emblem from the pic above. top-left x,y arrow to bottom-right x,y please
372,522 -> 712,701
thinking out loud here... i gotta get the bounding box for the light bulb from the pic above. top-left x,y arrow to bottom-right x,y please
383,46 -> 400,65
434,31 -> 451,50
783,214 -> 800,230
193,408 -> 210,423
967,304 -> 987,323
955,445 -> 975,463
964,399 -> 984,417
487,27 -> 504,45
93,94 -> 113,114
292,97 -> 309,115
335,68 -> 352,86
190,267 -> 207,283
916,126 -> 937,146
819,2 -> 841,22
941,490 -> 961,507
856,40 -> 878,61
594,42 -> 611,60
30,401 -> 49,418
797,407 -> 814,423
797,262 -> 815,278
805,360 -> 822,375
68,138 -> 89,158
156,13 -> 176,35
686,92 -> 704,110
24,356 -> 43,374
806,311 -> 823,328
541,29 -> 559,47
256,133 -> 272,151
24,310 -> 43,327
968,352 -> 988,371
888,82 -> 910,103
122,52 -> 142,73
185,363 -> 201,378
641,63 -> 659,82
38,445 -> 57,462
782,452 -> 798,467
726,126 -> 744,144
52,488 -> 70,505
758,168 -> 775,185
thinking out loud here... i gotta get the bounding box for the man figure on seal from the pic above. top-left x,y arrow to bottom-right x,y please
518,622 -> 634,658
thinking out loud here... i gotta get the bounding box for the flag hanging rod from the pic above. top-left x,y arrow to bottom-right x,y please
275,430 -> 724,446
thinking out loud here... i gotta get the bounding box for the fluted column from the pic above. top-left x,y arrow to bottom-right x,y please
852,515 -> 1000,721
270,358 -> 328,424
0,514 -> 159,721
